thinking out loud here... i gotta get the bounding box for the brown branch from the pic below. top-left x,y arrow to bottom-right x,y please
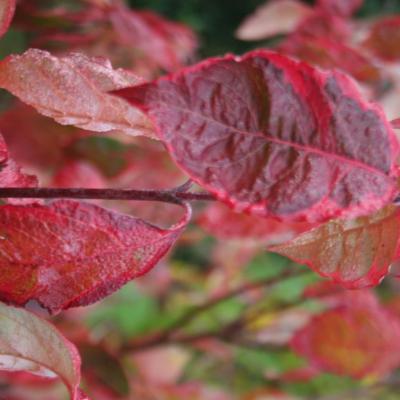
164,268 -> 297,333
121,268 -> 302,352
0,187 -> 216,204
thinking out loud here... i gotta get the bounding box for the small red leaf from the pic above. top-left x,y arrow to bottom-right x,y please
364,16 -> 400,61
0,49 -> 154,137
270,206 -> 400,288
0,302 -> 83,399
317,0 -> 363,17
280,35 -> 381,83
291,291 -> 400,378
115,50 -> 399,223
0,0 -> 15,38
235,0 -> 312,41
0,200 -> 190,314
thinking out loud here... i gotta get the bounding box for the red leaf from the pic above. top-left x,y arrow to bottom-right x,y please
235,0 -> 312,41
15,2 -> 197,79
0,49 -> 154,137
198,202 -> 312,243
294,10 -> 351,40
0,200 -> 190,314
0,102 -> 81,171
0,0 -> 15,38
0,132 -> 37,189
0,302 -> 83,399
270,206 -> 400,288
316,0 -> 363,17
280,35 -> 381,83
364,16 -> 400,61
115,50 -> 399,223
291,290 -> 400,378
109,5 -> 197,72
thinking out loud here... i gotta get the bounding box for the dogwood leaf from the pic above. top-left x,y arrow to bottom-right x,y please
0,49 -> 154,137
270,206 -> 400,288
0,200 -> 190,314
115,50 -> 399,223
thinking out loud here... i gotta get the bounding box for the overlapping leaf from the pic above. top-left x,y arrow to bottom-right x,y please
235,0 -> 312,41
115,50 -> 399,223
280,35 -> 380,83
291,291 -> 400,378
0,49 -> 154,137
0,0 -> 15,38
0,200 -> 190,314
0,302 -> 83,399
270,206 -> 400,288
199,203 -> 312,243
0,132 -> 37,189
0,102 -> 81,169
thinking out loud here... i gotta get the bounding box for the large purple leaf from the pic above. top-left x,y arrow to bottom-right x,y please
115,50 -> 399,223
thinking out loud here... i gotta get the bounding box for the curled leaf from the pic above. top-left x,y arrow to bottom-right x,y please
115,50 -> 399,223
0,49 -> 154,137
0,302 -> 82,399
270,206 -> 400,288
0,200 -> 190,314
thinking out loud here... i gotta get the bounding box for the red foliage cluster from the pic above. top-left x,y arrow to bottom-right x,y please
1,0 -> 400,397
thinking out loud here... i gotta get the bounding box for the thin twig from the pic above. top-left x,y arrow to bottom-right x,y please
121,268 -> 301,352
0,187 -> 216,203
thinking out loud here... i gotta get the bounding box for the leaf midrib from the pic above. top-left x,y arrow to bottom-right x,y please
157,102 -> 390,178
